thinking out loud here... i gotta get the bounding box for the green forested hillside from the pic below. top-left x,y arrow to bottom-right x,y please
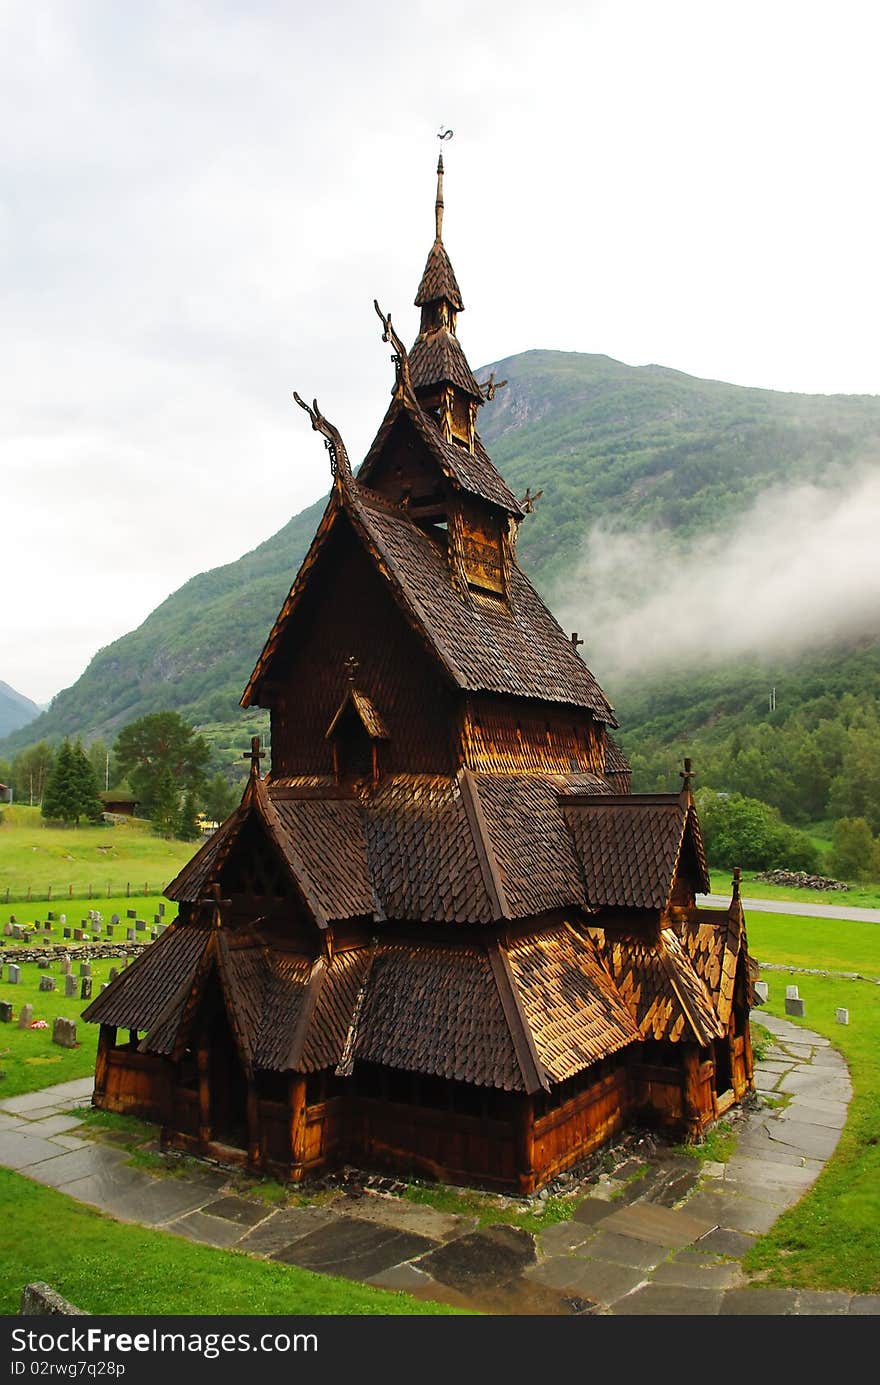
4,350 -> 879,799
0,681 -> 40,739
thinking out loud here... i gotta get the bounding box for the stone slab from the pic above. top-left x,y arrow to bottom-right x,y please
777,1103 -> 847,1131
612,1284 -> 723,1315
649,1259 -> 744,1290
415,1225 -> 534,1290
599,1202 -> 717,1248
576,1230 -> 669,1271
166,1211 -> 250,1248
23,1114 -> 87,1137
526,1255 -> 645,1304
366,1262 -> 436,1292
236,1207 -> 341,1257
678,1190 -> 781,1235
537,1220 -> 600,1255
273,1217 -> 439,1283
720,1288 -> 799,1315
766,1120 -> 841,1160
199,1196 -> 271,1227
795,1290 -> 852,1314
336,1193 -> 474,1242
23,1144 -> 128,1188
572,1196 -> 616,1227
848,1295 -> 880,1315
0,1131 -> 72,1170
62,1169 -> 216,1224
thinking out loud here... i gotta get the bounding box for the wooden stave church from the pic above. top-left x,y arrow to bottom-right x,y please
84,157 -> 755,1193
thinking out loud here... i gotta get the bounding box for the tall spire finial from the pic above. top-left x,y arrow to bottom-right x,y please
436,126 -> 453,241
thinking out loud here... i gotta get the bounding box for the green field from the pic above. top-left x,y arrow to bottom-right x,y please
0,953 -> 121,1096
0,806 -> 194,902
742,910 -> 880,976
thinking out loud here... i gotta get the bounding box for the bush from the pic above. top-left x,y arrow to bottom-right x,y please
828,817 -> 877,883
696,789 -> 820,872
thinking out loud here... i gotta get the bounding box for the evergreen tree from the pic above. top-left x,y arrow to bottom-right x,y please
151,766 -> 180,839
71,740 -> 105,824
175,788 -> 201,842
41,741 -> 79,823
202,772 -> 240,825
114,711 -> 210,813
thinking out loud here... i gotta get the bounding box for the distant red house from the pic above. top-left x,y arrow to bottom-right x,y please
99,790 -> 140,817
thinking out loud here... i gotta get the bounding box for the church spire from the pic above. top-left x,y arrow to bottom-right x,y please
435,152 -> 444,242
411,144 -> 482,447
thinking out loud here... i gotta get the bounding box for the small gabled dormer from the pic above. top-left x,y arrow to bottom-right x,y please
325,667 -> 389,786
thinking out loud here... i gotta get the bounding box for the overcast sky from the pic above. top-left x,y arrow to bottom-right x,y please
4,0 -> 880,705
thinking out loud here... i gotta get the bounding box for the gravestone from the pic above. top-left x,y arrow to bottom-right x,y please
18,1003 -> 33,1028
79,962 -> 91,977
126,928 -> 135,942
38,975 -> 56,993
0,1001 -> 12,1023
47,912 -> 55,921
111,913 -> 120,925
11,924 -> 22,939
59,913 -> 66,925
80,977 -> 92,1001
135,919 -> 146,932
753,981 -> 769,1004
154,915 -> 160,925
785,996 -> 806,1018
73,929 -> 84,942
106,927 -> 114,939
151,929 -> 158,940
126,909 -> 136,919
52,1017 -> 77,1049
100,983 -> 109,993
2,921 -> 11,936
108,967 -> 119,982
158,903 -> 165,917
8,964 -> 20,985
60,956 -> 71,975
63,928 -> 71,940
22,932 -> 32,944
785,984 -> 800,1000
836,1008 -> 849,1025
65,975 -> 77,998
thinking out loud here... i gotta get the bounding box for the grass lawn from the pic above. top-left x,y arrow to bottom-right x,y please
0,1169 -> 459,1315
743,911 -> 880,976
0,953 -> 123,1097
743,975 -> 880,1293
709,867 -> 880,911
0,894 -> 175,941
0,806 -> 194,902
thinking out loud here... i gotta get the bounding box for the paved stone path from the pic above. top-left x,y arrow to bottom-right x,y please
0,1014 -> 877,1315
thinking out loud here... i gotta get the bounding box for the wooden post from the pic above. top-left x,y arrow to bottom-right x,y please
247,1080 -> 261,1169
289,1074 -> 307,1182
94,1025 -> 116,1099
682,1047 -> 703,1138
198,1044 -> 212,1147
516,1096 -> 537,1195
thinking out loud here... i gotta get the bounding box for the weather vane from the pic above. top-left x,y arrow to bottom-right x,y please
438,126 -> 453,141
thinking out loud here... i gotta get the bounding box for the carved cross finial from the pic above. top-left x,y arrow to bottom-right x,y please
732,865 -> 741,902
680,757 -> 694,793
209,882 -> 231,929
373,300 -> 413,398
479,371 -> 508,401
292,392 -> 353,488
520,487 -> 544,514
345,655 -> 360,685
570,632 -> 584,651
242,735 -> 266,777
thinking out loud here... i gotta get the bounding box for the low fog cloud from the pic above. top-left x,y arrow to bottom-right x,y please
557,470 -> 880,680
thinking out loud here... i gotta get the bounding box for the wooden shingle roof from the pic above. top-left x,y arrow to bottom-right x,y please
593,925 -> 725,1047
678,900 -> 745,1027
415,240 -> 464,310
562,794 -> 709,909
409,328 -> 482,399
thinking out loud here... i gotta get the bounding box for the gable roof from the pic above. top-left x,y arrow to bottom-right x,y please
592,925 -> 725,1047
562,793 -> 709,909
241,474 -> 613,720
325,687 -> 389,741
678,899 -> 746,1027
357,396 -> 522,516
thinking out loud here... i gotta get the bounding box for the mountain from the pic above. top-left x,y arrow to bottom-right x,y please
3,349 -> 879,760
0,681 -> 41,739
